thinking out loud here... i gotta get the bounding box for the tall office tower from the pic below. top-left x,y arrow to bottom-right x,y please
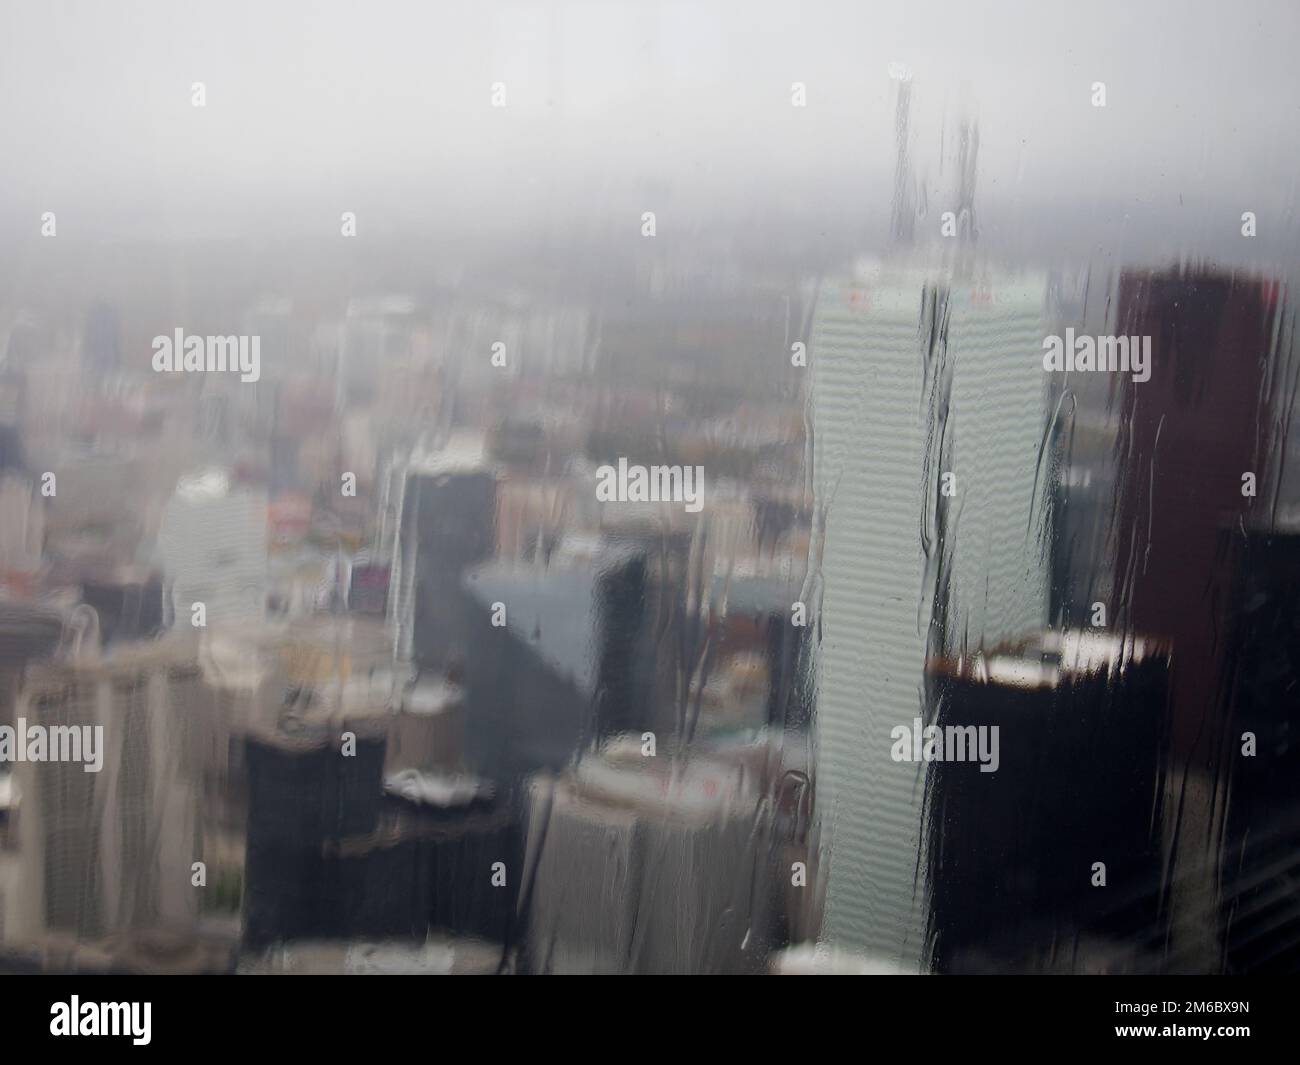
243,708 -> 515,949
523,748 -> 771,974
241,722 -> 387,946
925,632 -> 1169,973
5,635 -> 204,949
385,435 -> 497,668
156,470 -> 268,630
808,265 -> 1050,967
459,543 -> 652,782
1220,520 -> 1300,973
1108,271 -> 1285,971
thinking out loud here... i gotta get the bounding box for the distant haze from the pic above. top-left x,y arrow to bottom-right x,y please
0,0 -> 1296,275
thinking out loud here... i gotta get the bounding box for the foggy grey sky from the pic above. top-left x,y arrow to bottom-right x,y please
1,0 -> 1297,261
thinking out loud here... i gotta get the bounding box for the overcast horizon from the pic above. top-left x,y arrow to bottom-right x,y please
1,0 -> 1296,279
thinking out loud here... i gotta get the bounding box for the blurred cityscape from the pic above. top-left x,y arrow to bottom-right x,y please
1,1 -> 1298,976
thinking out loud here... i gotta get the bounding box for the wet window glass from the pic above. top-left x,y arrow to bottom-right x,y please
0,0 -> 1296,985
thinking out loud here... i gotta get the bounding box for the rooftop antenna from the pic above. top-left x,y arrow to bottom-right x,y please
888,62 -> 915,252
954,116 -> 981,279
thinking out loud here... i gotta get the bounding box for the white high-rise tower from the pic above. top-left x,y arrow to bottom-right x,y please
156,470 -> 267,629
809,263 -> 1051,966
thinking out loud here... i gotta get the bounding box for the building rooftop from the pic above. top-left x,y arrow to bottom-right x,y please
929,629 -> 1164,689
